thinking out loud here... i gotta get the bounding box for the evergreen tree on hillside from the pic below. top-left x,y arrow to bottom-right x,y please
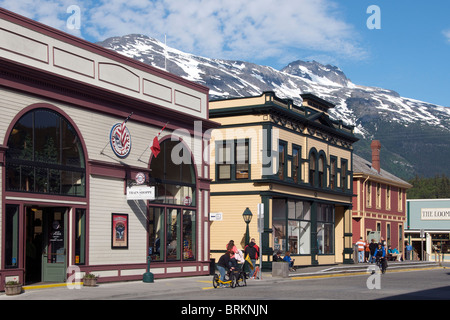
407,174 -> 450,199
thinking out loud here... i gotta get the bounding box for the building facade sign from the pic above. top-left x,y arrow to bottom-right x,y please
421,208 -> 450,220
126,186 -> 155,200
110,123 -> 132,158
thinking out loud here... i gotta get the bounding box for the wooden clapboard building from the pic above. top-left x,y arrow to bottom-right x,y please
0,8 -> 217,290
209,92 -> 358,268
352,141 -> 412,254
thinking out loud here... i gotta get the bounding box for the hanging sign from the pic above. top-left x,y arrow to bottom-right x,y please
110,123 -> 131,158
126,185 -> 155,200
135,172 -> 146,185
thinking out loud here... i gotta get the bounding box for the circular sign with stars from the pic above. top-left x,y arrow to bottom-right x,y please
110,123 -> 131,158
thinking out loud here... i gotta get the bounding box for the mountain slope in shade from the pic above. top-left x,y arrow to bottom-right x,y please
97,34 -> 450,180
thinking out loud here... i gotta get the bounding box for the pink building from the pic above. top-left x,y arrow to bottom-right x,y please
352,141 -> 412,253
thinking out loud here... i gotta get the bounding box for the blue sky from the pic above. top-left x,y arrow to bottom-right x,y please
1,0 -> 449,107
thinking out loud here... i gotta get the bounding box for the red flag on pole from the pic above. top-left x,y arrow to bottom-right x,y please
150,122 -> 168,158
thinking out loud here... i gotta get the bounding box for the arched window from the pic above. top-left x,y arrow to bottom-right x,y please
148,139 -> 197,262
318,154 -> 325,188
5,108 -> 86,196
309,152 -> 316,187
149,139 -> 196,206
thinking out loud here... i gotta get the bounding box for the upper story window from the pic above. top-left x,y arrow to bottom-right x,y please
366,180 -> 372,207
318,154 -> 325,188
217,141 -> 232,180
309,152 -> 316,187
329,157 -> 337,189
386,185 -> 391,210
398,188 -> 403,211
236,140 -> 249,179
292,147 -> 300,183
216,139 -> 250,181
376,183 -> 381,208
341,159 -> 348,191
278,142 -> 286,180
5,108 -> 86,197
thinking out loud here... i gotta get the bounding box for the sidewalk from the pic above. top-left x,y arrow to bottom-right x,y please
0,261 -> 442,300
288,260 -> 442,278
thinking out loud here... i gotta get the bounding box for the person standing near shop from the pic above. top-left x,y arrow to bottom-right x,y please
405,242 -> 413,260
369,239 -> 378,263
365,241 -> 371,263
244,238 -> 260,278
355,237 -> 366,263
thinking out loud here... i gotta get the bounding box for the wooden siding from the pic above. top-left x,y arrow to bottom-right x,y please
0,12 -> 209,120
210,194 -> 262,260
89,175 -> 147,265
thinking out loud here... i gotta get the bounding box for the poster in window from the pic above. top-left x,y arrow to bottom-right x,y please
111,213 -> 128,249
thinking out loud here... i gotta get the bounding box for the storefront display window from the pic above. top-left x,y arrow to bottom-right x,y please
148,207 -> 196,262
167,209 -> 180,261
5,108 -> 85,196
183,210 -> 196,260
288,200 -> 311,255
75,209 -> 86,265
273,199 -> 312,255
431,233 -> 450,254
148,139 -> 197,262
5,205 -> 19,269
272,199 -> 287,252
148,207 -> 164,261
317,204 -> 334,254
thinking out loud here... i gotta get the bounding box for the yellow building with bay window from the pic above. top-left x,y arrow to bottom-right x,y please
209,92 -> 358,268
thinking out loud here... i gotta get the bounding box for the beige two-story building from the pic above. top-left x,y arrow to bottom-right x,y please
0,8 -> 217,290
209,92 -> 358,268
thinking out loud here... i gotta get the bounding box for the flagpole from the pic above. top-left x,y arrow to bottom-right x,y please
138,121 -> 169,161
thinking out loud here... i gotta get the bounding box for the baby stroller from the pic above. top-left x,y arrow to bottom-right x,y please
232,250 -> 247,287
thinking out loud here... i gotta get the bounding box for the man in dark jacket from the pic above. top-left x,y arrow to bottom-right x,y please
369,239 -> 377,263
244,238 -> 260,278
217,251 -> 234,286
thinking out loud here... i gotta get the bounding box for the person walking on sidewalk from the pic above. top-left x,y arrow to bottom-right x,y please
244,238 -> 260,279
369,239 -> 377,263
365,241 -> 371,263
355,237 -> 366,263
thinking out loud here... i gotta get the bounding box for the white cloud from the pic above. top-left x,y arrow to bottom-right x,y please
443,29 -> 450,43
0,0 -> 367,67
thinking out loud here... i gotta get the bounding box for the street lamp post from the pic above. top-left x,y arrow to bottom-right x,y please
242,207 -> 253,246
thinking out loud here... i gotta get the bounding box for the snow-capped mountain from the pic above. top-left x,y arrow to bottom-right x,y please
97,34 -> 450,180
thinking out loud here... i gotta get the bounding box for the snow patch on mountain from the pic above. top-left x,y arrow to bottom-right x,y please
98,34 -> 450,136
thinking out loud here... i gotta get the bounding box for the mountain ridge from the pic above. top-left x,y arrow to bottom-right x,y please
97,34 -> 450,180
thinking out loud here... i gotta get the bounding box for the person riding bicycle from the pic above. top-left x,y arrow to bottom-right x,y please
217,250 -> 235,287
373,243 -> 387,272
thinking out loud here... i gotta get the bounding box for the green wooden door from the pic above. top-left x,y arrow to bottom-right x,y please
42,208 -> 68,282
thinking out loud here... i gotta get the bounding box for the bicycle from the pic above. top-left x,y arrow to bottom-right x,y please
375,257 -> 387,274
234,269 -> 247,287
213,271 -> 237,288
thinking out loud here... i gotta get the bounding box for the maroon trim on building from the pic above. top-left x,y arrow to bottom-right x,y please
147,135 -> 211,265
1,103 -> 90,289
0,8 -> 210,95
0,144 -> 7,165
89,159 -> 152,181
74,261 -> 210,283
0,57 -> 219,133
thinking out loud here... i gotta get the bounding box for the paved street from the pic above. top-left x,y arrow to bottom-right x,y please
1,263 -> 448,301
1,264 -> 448,318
